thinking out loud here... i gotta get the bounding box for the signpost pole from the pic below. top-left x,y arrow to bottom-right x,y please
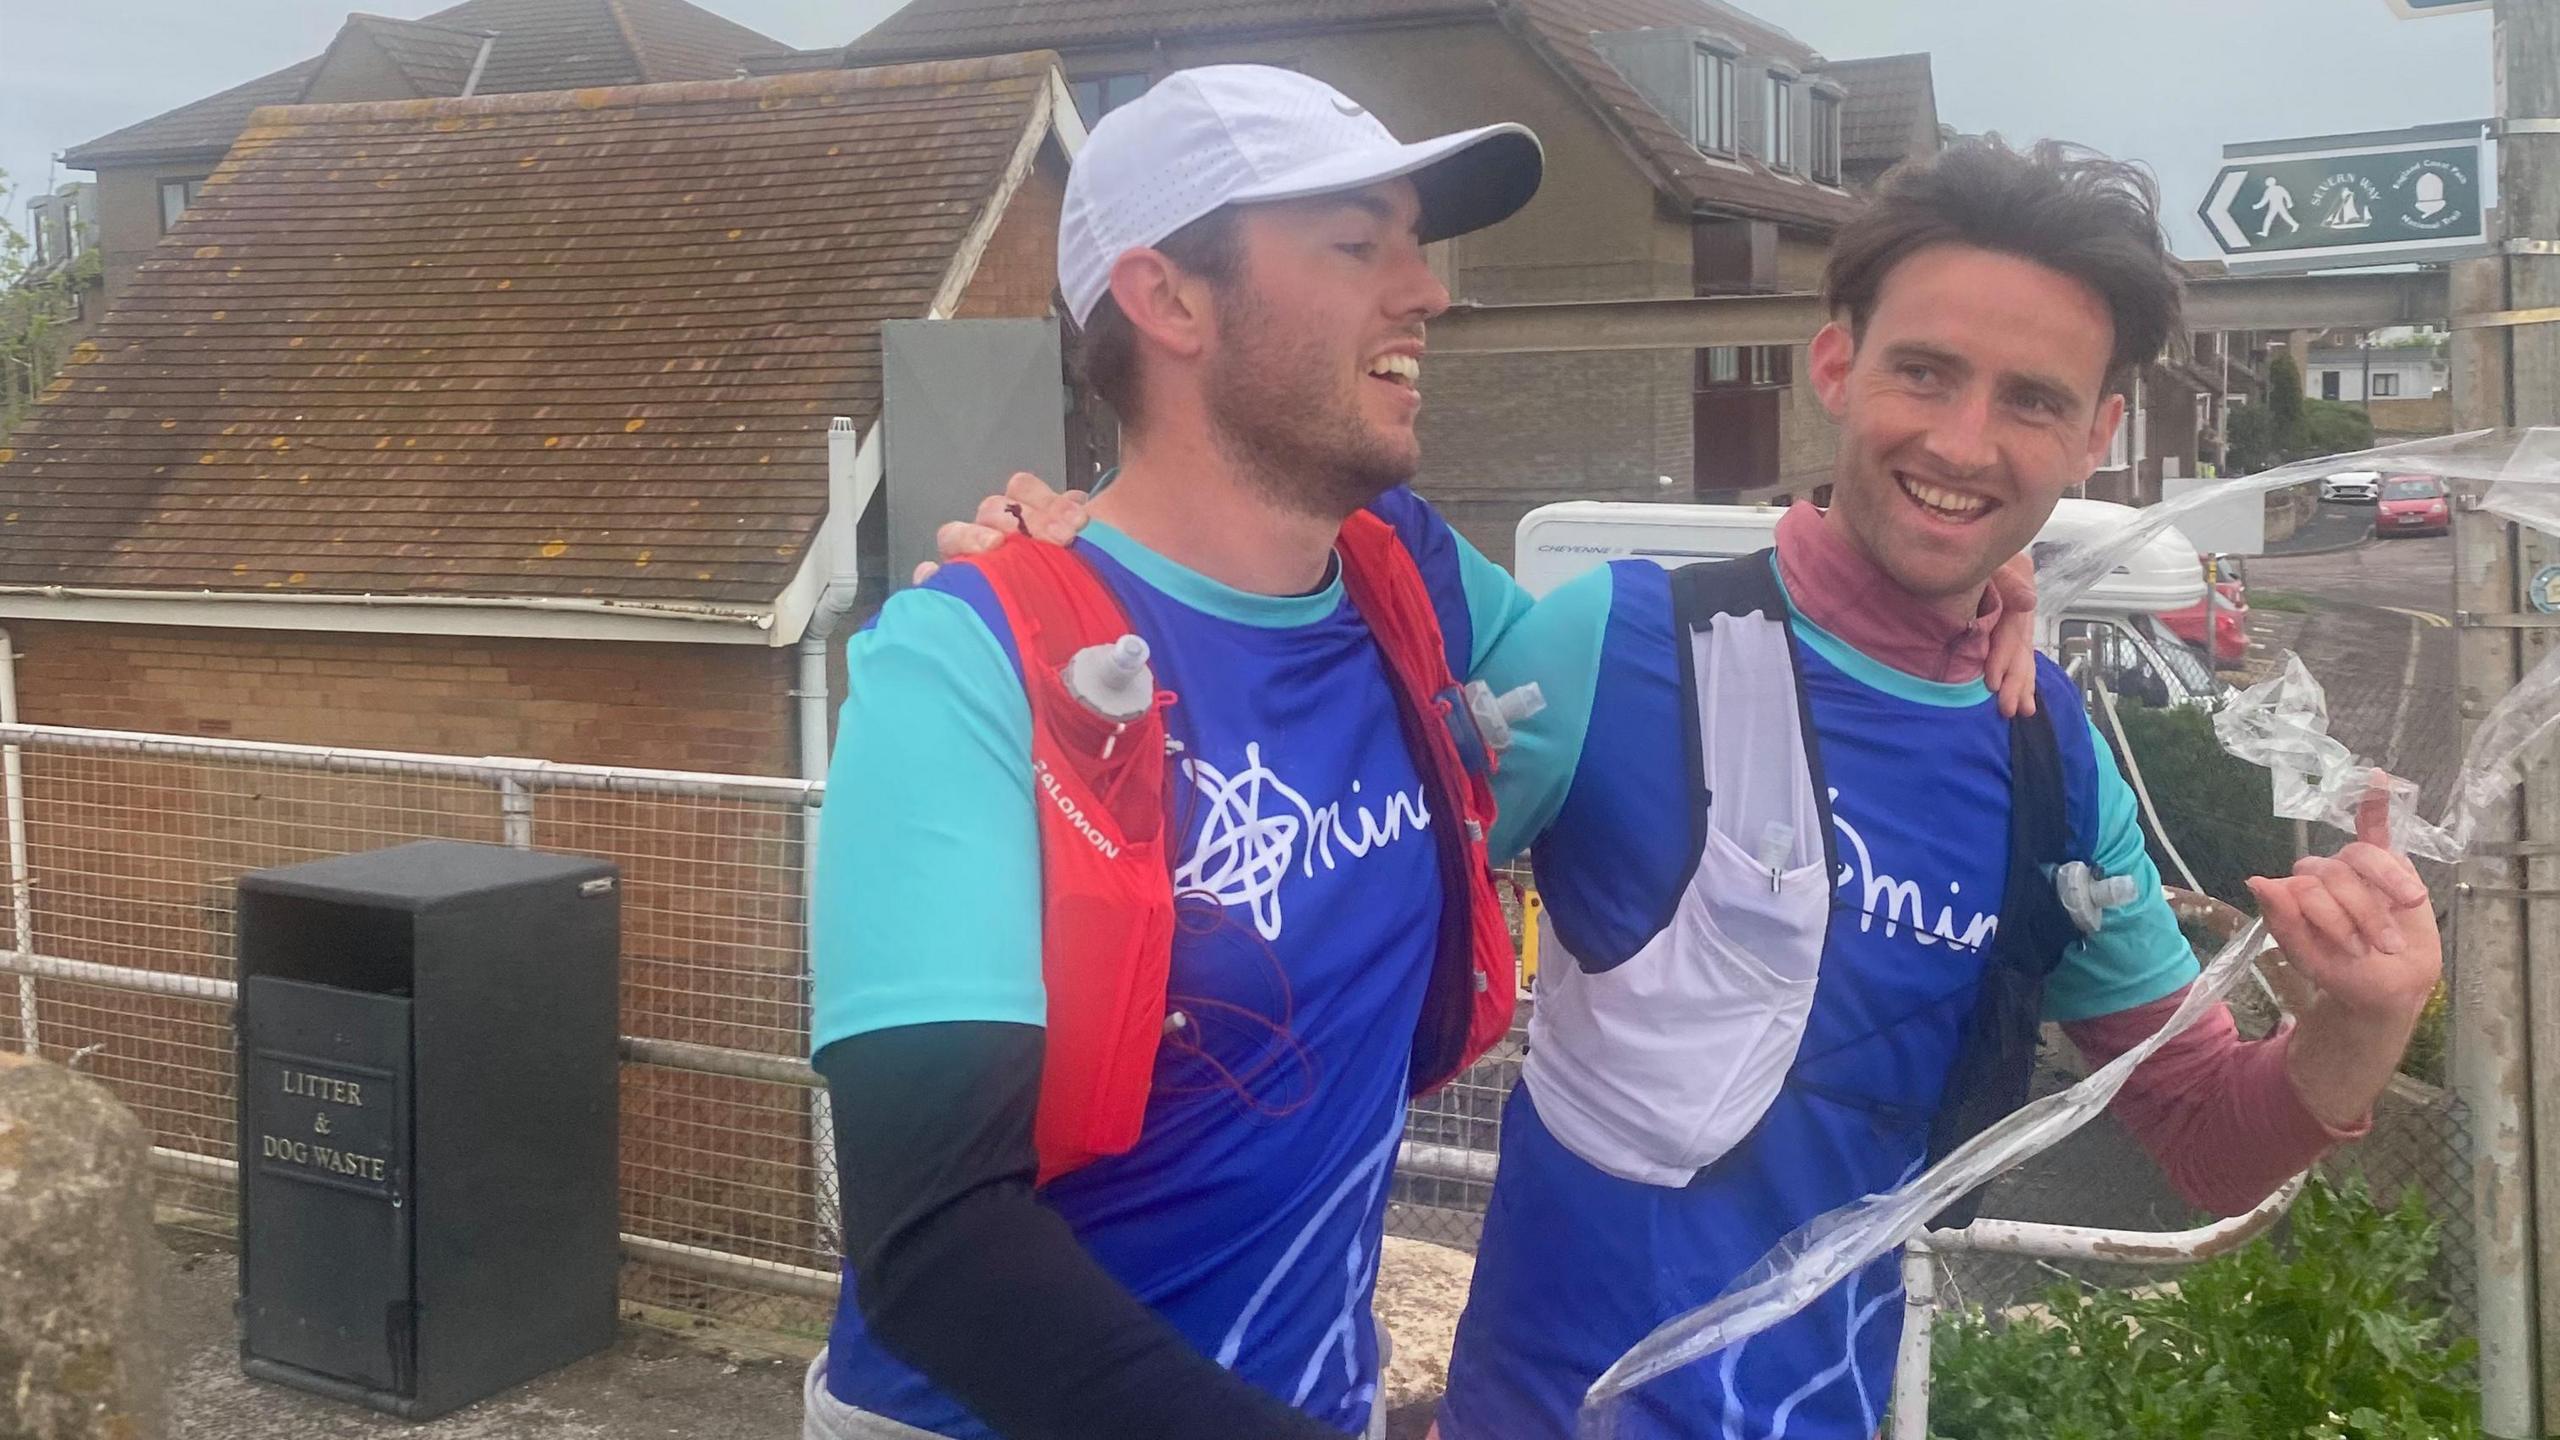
2450,1 -> 2560,1432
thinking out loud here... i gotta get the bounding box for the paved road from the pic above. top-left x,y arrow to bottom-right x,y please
2245,505 -> 2458,811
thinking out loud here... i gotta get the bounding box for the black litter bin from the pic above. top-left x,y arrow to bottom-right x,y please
234,839 -> 621,1419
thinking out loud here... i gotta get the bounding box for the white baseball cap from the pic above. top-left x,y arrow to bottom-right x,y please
1057,65 -> 1544,325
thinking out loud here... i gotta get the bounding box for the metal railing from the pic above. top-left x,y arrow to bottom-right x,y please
0,720 -> 838,1331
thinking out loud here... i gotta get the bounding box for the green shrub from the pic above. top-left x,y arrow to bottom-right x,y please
2305,399 -> 2377,458
2106,701 -> 2296,911
1928,1179 -> 2479,1440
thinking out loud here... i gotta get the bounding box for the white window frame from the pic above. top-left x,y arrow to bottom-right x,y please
1810,89 -> 1843,184
1763,72 -> 1796,171
160,177 -> 207,234
29,206 -> 48,267
1692,42 -> 1738,154
2372,371 -> 2402,398
64,201 -> 82,259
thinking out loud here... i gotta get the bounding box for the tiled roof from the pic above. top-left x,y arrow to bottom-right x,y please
64,0 -> 784,167
1507,0 -> 1858,229
1815,52 -> 1933,166
62,60 -> 326,167
0,57 -> 1062,605
840,0 -> 1479,62
344,15 -> 496,97
830,0 -> 1860,230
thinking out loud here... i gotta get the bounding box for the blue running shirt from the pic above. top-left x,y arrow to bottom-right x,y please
810,488 -> 1529,1437
1441,557 -> 2199,1440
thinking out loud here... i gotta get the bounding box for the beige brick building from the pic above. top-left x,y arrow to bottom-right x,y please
761,0 -> 1944,560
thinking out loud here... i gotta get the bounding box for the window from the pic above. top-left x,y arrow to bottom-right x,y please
2103,415 -> 2129,470
66,288 -> 83,322
64,201 -> 83,259
160,177 -> 207,233
2382,477 -> 2443,501
1691,45 -> 1736,153
1810,91 -> 1842,184
2372,371 -> 2402,397
1068,73 -> 1150,127
2060,618 -> 2176,708
1763,73 -> 1795,171
29,206 -> 47,266
1698,346 -> 1791,388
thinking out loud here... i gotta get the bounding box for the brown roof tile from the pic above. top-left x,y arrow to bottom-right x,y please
65,0 -> 784,168
1815,52 -> 1934,166
2,57 -> 1062,606
1507,0 -> 1858,229
829,0 -> 1859,230
62,59 -> 326,167
842,0 -> 1479,62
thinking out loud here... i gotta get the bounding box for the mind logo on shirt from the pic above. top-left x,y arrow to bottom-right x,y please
1829,789 -> 2000,951
1175,742 -> 1431,941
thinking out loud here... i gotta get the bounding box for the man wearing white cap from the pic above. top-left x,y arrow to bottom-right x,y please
804,65 -> 1542,1440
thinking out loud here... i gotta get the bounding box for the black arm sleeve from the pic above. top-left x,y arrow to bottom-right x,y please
817,1022 -> 1345,1440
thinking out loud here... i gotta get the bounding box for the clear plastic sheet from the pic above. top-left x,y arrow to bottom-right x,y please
1579,427 -> 2560,1435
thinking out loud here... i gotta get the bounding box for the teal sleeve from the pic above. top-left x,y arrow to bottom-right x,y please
808,589 -> 1045,1055
1451,527 -> 1537,677
1480,565 -> 1612,863
2043,716 -> 2203,1022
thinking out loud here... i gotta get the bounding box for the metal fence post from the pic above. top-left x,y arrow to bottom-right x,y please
1891,1241 -> 1937,1440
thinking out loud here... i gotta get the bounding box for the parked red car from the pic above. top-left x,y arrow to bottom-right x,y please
2161,574 -> 2248,664
2377,474 -> 2452,537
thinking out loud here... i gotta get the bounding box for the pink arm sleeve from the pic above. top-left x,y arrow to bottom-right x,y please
2060,983 -> 2370,1218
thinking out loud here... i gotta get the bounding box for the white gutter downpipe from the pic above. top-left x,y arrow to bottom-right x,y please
796,417 -> 879,1246
1,627 -> 34,1054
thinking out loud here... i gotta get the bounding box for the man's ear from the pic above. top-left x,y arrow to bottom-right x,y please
1106,249 -> 1215,362
1809,320 -> 1856,419
2084,390 -> 2128,474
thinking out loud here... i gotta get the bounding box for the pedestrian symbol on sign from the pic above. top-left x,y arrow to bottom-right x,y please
2252,177 -> 2299,237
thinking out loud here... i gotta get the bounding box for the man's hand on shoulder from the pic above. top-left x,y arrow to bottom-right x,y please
915,473 -> 1091,584
1985,551 -> 2040,719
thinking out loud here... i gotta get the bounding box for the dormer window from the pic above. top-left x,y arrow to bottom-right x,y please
64,200 -> 83,259
1691,41 -> 1738,154
1811,88 -> 1842,184
1763,71 -> 1796,172
30,205 -> 49,267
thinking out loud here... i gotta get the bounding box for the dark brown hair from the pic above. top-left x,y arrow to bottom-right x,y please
1822,138 -> 2184,395
1074,207 -> 1245,431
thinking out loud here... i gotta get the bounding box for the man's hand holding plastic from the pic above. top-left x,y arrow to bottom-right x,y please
2253,779 -> 2443,1131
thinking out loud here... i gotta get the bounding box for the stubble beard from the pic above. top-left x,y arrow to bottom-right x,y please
1201,289 -> 1417,524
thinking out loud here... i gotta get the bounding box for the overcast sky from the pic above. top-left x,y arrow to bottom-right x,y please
0,0 -> 2494,259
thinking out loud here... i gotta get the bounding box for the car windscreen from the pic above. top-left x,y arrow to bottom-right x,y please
2383,478 -> 2442,501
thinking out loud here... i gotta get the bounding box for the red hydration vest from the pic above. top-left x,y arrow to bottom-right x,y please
971,510 -> 1517,1184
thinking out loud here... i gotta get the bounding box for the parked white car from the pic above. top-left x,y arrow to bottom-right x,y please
2320,469 -> 2383,503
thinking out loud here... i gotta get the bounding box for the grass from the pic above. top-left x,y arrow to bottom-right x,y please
2250,588 -> 2322,614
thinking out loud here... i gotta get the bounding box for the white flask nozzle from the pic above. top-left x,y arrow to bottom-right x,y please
1465,680 -> 1547,755
1063,634 -> 1156,726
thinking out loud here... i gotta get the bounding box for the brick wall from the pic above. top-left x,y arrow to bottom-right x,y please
1417,349 -> 1695,566
7,621 -> 795,770
955,149 -> 1067,320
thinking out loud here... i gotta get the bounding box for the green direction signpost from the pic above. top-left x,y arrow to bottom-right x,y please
2198,125 -> 2485,271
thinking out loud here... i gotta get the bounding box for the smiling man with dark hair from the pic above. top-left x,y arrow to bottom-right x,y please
1431,138 -> 2442,1440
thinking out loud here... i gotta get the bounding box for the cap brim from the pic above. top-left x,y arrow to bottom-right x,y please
1226,123 -> 1545,244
